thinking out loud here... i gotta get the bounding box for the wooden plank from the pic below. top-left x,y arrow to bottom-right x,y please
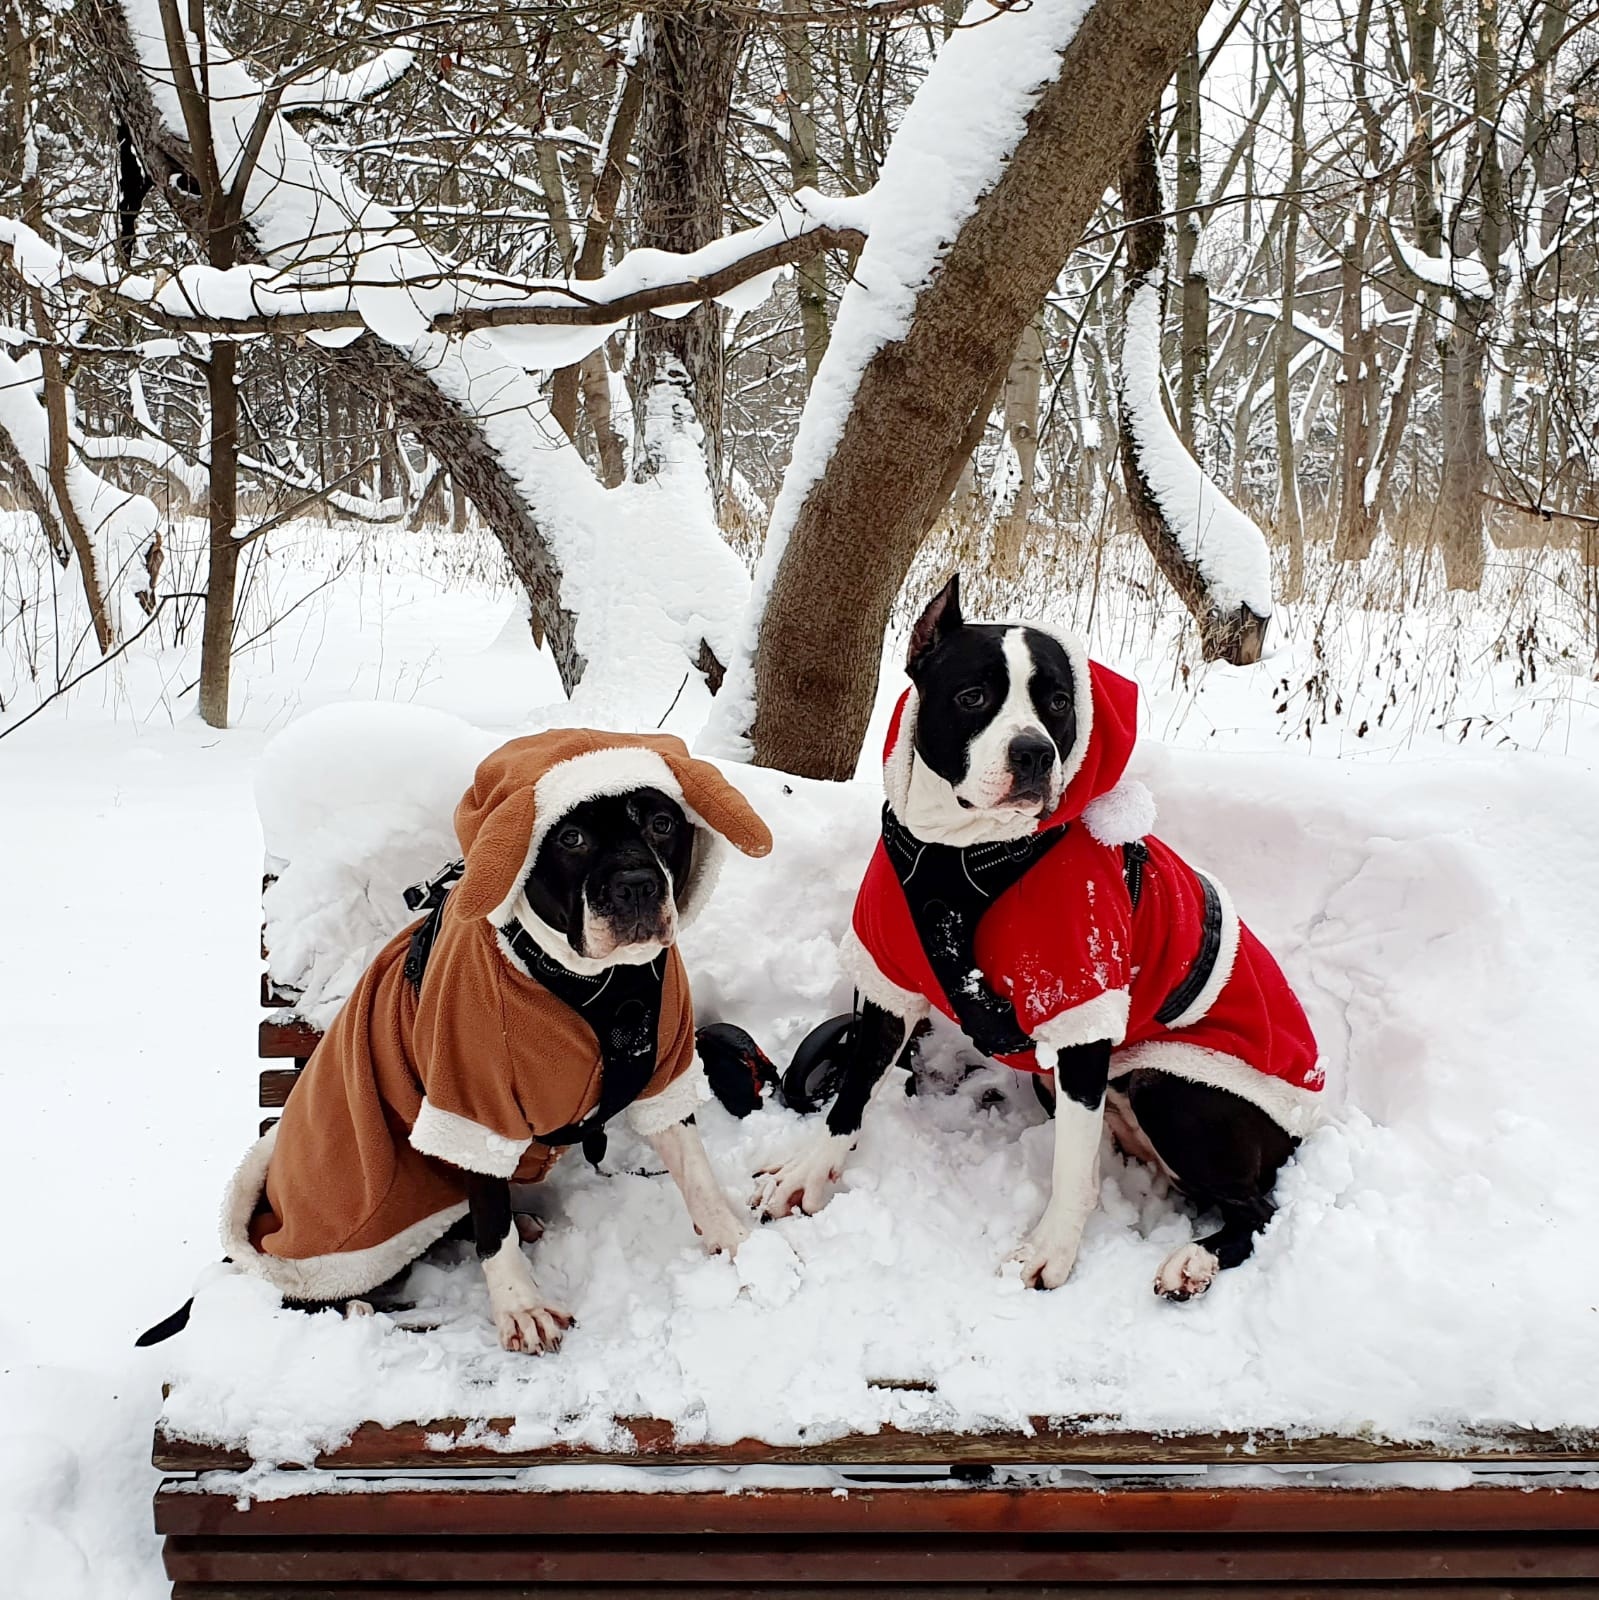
258,1068 -> 301,1109
167,1579 -> 1599,1600
152,1414 -> 1599,1473
156,1531 -> 1599,1586
260,973 -> 301,1009
154,1483 -> 1599,1540
258,1018 -> 321,1061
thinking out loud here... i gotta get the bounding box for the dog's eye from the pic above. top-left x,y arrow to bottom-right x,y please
1047,690 -> 1072,715
648,813 -> 677,837
955,687 -> 987,710
556,825 -> 586,851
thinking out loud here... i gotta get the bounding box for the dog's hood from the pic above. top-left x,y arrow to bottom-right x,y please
882,629 -> 1143,835
451,728 -> 772,929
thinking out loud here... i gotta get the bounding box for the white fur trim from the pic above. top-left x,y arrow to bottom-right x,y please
1033,988 -> 1132,1050
220,1125 -> 468,1302
837,926 -> 931,1021
409,1098 -> 530,1177
1161,870 -> 1240,1030
1082,779 -> 1157,847
1113,1039 -> 1325,1138
626,1059 -> 712,1135
482,745 -> 728,932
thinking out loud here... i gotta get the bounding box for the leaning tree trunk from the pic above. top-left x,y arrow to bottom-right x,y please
1117,121 -> 1268,665
747,0 -> 1210,780
629,6 -> 744,491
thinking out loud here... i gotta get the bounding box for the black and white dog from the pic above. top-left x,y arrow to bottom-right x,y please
754,577 -> 1322,1299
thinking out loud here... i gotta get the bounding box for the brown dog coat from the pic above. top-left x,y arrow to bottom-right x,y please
223,729 -> 772,1302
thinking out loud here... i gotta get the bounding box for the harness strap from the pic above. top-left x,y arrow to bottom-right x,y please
881,804 -> 1069,1058
401,861 -> 666,1169
1118,841 -> 1225,1029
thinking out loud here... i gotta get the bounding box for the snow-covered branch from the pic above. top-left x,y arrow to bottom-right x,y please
1119,273 -> 1271,625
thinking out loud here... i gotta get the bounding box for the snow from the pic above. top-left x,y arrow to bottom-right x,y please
704,0 -> 1093,758
1120,277 -> 1274,619
1389,230 -> 1495,302
0,345 -> 160,642
5,520 -> 1599,1592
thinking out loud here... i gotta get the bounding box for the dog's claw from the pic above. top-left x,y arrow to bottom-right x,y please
1007,1231 -> 1081,1291
1153,1242 -> 1220,1301
751,1133 -> 850,1220
495,1302 -> 572,1354
693,1209 -> 752,1258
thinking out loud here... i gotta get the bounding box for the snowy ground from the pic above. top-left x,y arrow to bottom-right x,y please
3,521 -> 1599,1596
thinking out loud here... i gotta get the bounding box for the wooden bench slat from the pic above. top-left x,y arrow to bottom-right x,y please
153,1483 -> 1599,1540
162,1584 -> 1599,1600
152,1417 -> 1599,1474
259,1018 -> 321,1060
258,1068 -> 301,1108
156,1529 -> 1599,1586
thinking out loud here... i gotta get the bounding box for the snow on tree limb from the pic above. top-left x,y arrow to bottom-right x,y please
84,0 -> 770,705
0,345 -> 160,644
704,0 -> 1097,763
1119,274 -> 1272,621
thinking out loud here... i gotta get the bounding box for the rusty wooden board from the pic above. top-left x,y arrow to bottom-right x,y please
156,1530 -> 1599,1586
258,1068 -> 300,1108
165,1585 -> 1599,1599
258,1018 -> 321,1060
154,1483 -> 1599,1540
152,1413 -> 1599,1474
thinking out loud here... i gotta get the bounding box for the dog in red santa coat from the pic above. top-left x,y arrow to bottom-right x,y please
754,576 -> 1323,1301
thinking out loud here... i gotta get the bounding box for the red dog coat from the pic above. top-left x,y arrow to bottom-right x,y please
843,653 -> 1324,1136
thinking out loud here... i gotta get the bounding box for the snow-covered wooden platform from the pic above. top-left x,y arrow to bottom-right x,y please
151,1420 -> 1599,1595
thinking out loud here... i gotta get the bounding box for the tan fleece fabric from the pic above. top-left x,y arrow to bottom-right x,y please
224,729 -> 770,1302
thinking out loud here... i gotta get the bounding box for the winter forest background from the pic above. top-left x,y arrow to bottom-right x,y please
1,0 -> 1594,762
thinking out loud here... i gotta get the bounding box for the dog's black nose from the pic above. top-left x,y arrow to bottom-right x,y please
608,867 -> 662,911
1007,732 -> 1055,785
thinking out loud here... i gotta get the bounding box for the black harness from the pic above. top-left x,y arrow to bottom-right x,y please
403,861 -> 665,1168
882,816 -> 1223,1054
880,804 -> 1069,1058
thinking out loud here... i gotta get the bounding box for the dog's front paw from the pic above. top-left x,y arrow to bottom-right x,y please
1153,1241 -> 1219,1302
492,1296 -> 573,1354
694,1205 -> 753,1258
752,1134 -> 849,1220
1007,1225 -> 1083,1291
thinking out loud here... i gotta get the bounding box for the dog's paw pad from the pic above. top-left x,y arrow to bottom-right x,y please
1154,1242 -> 1220,1301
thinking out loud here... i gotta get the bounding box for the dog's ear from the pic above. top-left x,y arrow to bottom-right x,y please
451,784 -> 538,922
906,574 -> 962,677
659,750 -> 773,859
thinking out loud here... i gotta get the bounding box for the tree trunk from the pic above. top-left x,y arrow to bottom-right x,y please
784,0 -> 829,386
1173,31 -> 1207,452
629,6 -> 744,492
1117,121 -> 1267,666
748,0 -> 1210,780
6,0 -> 114,649
1273,0 -> 1306,603
993,313 -> 1045,581
197,337 -> 239,727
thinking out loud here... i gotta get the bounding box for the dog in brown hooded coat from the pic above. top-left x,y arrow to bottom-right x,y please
221,730 -> 773,1352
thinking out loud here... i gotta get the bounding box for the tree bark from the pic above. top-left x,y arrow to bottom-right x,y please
783,0 -> 829,386
197,336 -> 239,727
629,6 -> 744,491
1273,0 -> 1306,603
749,0 -> 1210,780
993,313 -> 1045,580
1173,31 -> 1207,452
